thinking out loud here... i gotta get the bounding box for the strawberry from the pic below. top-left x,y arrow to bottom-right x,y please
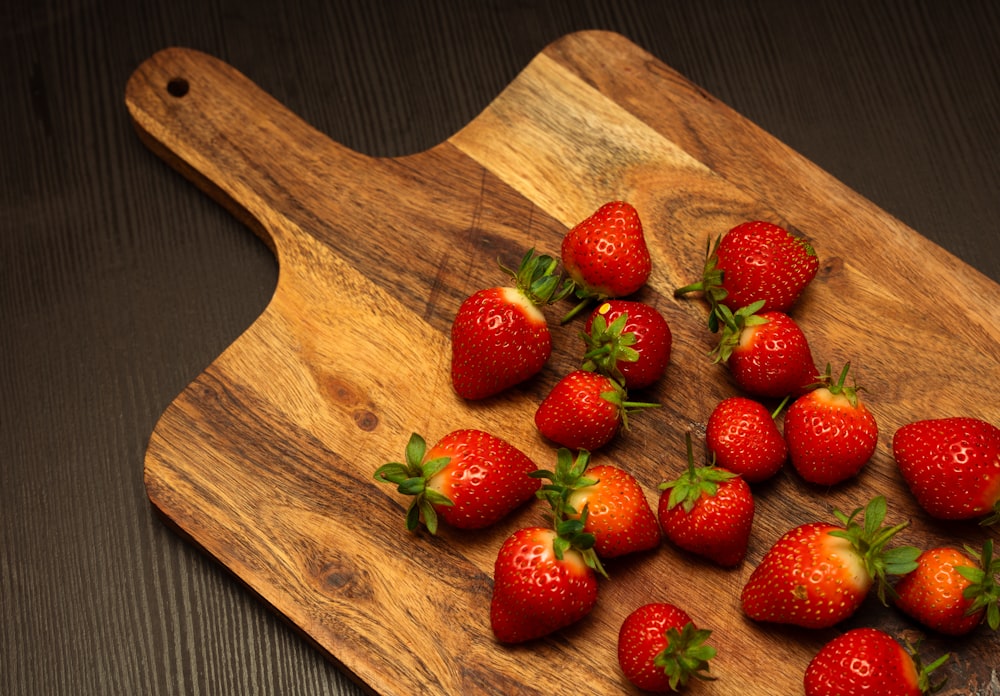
705,395 -> 788,483
804,628 -> 949,696
711,301 -> 818,399
617,602 -> 716,692
784,362 -> 878,486
560,201 -> 652,321
658,433 -> 755,566
894,539 -> 1000,635
581,299 -> 672,390
374,430 -> 540,533
741,496 -> 920,628
892,416 -> 1000,523
450,249 -> 573,400
534,369 -> 658,451
489,519 -> 602,643
532,448 -> 660,558
674,220 -> 818,314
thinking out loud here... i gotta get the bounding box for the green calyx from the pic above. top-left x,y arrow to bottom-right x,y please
658,432 -> 737,513
531,448 -> 599,520
373,432 -> 454,535
654,622 -> 717,691
956,538 -> 1000,631
580,309 -> 639,387
828,496 -> 921,605
501,248 -> 576,307
673,235 -> 728,312
709,299 -> 767,361
552,512 -> 606,576
812,362 -> 863,408
531,449 -> 607,578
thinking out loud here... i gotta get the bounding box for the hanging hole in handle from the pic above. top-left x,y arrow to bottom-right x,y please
166,77 -> 189,98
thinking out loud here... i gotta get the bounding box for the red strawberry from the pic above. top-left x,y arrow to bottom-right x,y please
617,602 -> 716,692
674,220 -> 819,314
581,299 -> 672,390
741,496 -> 920,628
894,539 -> 1000,635
658,433 -> 755,566
705,395 -> 788,483
712,301 -> 817,399
490,520 -> 602,643
804,628 -> 949,696
532,448 -> 660,558
534,369 -> 658,451
374,430 -> 540,533
451,249 -> 573,399
892,416 -> 1000,523
784,362 -> 878,486
560,201 -> 652,321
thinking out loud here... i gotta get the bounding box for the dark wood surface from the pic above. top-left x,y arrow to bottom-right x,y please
3,2 -> 998,695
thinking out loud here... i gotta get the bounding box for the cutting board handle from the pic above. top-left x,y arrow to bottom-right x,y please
125,47 -> 370,257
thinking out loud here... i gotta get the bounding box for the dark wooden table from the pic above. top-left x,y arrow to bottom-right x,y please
3,2 -> 997,695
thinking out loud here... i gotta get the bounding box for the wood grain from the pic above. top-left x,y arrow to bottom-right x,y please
128,31 -> 999,696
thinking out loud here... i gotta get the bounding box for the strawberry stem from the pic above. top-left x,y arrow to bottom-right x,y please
770,394 -> 791,419
673,234 -> 727,316
605,389 -> 660,432
658,432 -> 737,513
593,378 -> 660,433
810,361 -> 863,407
831,361 -> 852,392
560,294 -> 600,324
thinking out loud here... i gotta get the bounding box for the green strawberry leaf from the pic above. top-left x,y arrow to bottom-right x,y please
404,432 -> 427,468
654,622 -> 717,690
502,248 -> 575,307
580,309 -> 640,385
957,539 -> 1000,630
416,497 -> 438,535
829,496 -> 920,604
709,300 -> 767,363
553,508 -> 607,578
531,449 -> 599,521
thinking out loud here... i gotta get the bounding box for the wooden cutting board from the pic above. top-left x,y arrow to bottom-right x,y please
127,31 -> 1000,695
